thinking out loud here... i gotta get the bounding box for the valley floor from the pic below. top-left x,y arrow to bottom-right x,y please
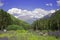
0,30 -> 60,40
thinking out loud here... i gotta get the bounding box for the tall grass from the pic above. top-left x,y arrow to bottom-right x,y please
0,30 -> 59,40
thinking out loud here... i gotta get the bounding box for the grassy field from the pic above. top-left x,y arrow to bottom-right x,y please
0,30 -> 60,40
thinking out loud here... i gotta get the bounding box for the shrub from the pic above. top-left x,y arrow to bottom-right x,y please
6,25 -> 24,30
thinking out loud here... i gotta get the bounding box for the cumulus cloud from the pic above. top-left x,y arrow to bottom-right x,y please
0,1 -> 4,7
57,0 -> 60,6
7,8 -> 55,20
46,3 -> 53,6
49,10 -> 55,13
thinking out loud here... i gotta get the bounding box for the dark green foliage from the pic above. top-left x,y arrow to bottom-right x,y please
10,15 -> 30,30
7,25 -> 24,30
32,10 -> 60,31
32,19 -> 49,30
0,9 -> 30,30
0,9 -> 13,30
48,10 -> 60,30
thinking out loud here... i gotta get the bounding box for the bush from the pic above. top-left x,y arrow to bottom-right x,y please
6,25 -> 24,30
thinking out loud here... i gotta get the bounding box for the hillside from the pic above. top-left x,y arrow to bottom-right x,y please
0,9 -> 30,30
32,10 -> 60,30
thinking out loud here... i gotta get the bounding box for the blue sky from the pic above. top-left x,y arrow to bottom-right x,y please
0,0 -> 60,23
0,0 -> 60,11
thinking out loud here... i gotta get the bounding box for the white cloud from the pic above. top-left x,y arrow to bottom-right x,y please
57,9 -> 60,10
46,3 -> 53,6
0,1 -> 4,7
8,8 -> 21,14
7,8 -> 55,19
57,0 -> 60,6
49,10 -> 55,13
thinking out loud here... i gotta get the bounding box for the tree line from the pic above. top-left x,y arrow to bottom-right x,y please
32,10 -> 60,31
0,9 -> 30,30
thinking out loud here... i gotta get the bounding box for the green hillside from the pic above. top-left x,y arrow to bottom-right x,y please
0,9 -> 30,30
32,10 -> 60,31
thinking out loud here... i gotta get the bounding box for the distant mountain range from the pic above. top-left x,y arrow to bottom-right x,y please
17,13 -> 53,24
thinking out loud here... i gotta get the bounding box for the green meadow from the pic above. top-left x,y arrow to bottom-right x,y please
0,30 -> 60,40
